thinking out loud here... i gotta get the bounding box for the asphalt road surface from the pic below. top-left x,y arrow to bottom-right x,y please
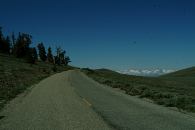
0,70 -> 195,130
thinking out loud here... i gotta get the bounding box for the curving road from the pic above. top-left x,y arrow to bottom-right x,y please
0,70 -> 195,130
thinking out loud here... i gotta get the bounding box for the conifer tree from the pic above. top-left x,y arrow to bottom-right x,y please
0,27 -> 11,54
47,47 -> 54,63
26,47 -> 38,64
10,32 -> 15,54
0,27 -> 4,52
65,56 -> 71,65
13,33 -> 32,57
37,42 -> 47,61
5,36 -> 11,54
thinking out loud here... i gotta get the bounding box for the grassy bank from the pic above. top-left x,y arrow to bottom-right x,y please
0,53 -> 74,110
82,68 -> 195,113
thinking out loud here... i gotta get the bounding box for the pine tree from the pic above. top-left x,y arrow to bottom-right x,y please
55,47 -> 64,65
0,27 -> 11,54
32,47 -> 38,61
0,27 -> 3,40
54,47 -> 71,66
65,56 -> 71,65
11,32 -> 15,46
0,27 -> 4,52
26,47 -> 38,64
47,47 -> 54,63
5,36 -> 11,54
10,32 -> 15,54
59,50 -> 66,64
37,42 -> 47,61
13,33 -> 32,57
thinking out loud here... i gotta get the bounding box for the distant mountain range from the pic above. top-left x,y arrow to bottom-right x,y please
117,69 -> 175,77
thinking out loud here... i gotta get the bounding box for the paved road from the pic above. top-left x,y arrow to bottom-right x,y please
0,71 -> 111,130
0,70 -> 195,130
69,70 -> 195,130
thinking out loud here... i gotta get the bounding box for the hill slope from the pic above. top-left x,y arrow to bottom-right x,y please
82,68 -> 195,112
162,67 -> 195,77
0,53 -> 73,111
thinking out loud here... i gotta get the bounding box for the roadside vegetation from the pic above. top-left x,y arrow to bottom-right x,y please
82,68 -> 195,113
0,26 -> 73,110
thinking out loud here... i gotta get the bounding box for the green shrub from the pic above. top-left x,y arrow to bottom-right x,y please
165,96 -> 178,107
176,96 -> 192,109
128,87 -> 142,96
82,68 -> 94,74
103,80 -> 113,85
140,89 -> 153,98
164,95 -> 193,111
156,98 -> 167,105
52,65 -> 57,72
153,92 -> 173,99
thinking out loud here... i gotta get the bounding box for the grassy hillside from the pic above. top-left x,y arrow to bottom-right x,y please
82,68 -> 195,113
0,53 -> 74,110
162,67 -> 195,77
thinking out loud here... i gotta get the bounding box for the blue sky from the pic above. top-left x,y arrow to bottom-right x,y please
0,0 -> 195,70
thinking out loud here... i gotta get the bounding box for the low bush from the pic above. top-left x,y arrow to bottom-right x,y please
175,96 -> 193,110
127,87 -> 142,96
83,68 -> 195,113
103,80 -> 113,85
52,65 -> 57,72
82,68 -> 94,74
140,89 -> 154,98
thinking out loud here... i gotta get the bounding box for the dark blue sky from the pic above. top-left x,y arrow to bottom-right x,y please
1,0 -> 195,70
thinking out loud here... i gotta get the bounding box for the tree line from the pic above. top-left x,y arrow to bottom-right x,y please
0,27 -> 71,65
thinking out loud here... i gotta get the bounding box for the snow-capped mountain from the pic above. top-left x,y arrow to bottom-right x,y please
117,69 -> 175,77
